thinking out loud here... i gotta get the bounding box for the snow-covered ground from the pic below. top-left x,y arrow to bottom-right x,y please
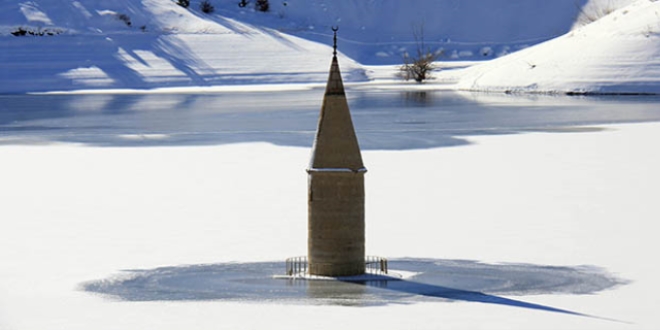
2,0 -> 659,94
3,1 -> 660,328
0,0 -> 366,93
2,121 -> 660,329
456,0 -> 660,94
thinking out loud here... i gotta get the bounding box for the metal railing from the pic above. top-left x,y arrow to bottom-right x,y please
285,256 -> 308,276
285,256 -> 388,276
365,256 -> 388,275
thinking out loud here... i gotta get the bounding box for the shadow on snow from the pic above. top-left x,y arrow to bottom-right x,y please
82,258 -> 627,321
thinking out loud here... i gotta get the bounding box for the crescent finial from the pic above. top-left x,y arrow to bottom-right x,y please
331,26 -> 339,56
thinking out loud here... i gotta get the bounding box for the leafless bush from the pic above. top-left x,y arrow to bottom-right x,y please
117,13 -> 132,27
256,0 -> 270,12
11,27 -> 63,36
399,24 -> 440,83
200,0 -> 215,13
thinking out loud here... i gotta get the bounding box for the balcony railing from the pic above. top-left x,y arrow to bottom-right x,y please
286,256 -> 388,276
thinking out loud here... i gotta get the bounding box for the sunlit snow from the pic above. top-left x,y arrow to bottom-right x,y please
2,1 -> 660,329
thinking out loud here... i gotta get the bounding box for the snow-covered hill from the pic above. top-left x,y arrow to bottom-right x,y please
216,0 -> 586,64
1,0 -> 659,94
1,0 -> 586,94
455,0 -> 660,94
0,0 -> 368,93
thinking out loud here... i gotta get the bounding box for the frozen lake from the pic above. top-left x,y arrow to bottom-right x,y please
82,258 -> 623,314
3,90 -> 660,329
2,89 -> 660,148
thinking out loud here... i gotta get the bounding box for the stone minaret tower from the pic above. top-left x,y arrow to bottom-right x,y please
307,28 -> 367,277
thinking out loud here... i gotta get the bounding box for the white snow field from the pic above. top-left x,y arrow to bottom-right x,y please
2,0 -> 660,329
0,0 -> 365,93
1,121 -> 660,329
455,0 -> 660,94
2,0 -> 659,94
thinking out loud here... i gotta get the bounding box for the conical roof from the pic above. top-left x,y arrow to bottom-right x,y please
308,55 -> 365,171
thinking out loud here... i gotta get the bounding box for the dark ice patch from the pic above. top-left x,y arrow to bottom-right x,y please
82,258 -> 626,309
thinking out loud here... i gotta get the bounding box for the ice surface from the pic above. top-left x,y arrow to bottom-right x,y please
2,91 -> 660,148
82,259 -> 624,310
1,121 -> 660,329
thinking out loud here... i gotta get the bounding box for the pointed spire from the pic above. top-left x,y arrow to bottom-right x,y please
332,26 -> 338,57
325,26 -> 344,95
308,27 -> 365,172
325,56 -> 345,96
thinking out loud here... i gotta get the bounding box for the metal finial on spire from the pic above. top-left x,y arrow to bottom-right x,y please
332,26 -> 338,56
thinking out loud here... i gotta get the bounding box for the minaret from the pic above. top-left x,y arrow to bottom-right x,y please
307,27 -> 367,277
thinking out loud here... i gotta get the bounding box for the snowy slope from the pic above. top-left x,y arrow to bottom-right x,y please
216,0 -> 586,64
2,0 -> 658,94
573,0 -> 637,28
455,0 -> 660,94
0,0 -> 586,93
0,0 -> 365,93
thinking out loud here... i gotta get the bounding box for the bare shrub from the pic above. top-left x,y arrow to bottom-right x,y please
11,27 -> 28,36
176,0 -> 190,8
256,0 -> 270,12
11,27 -> 63,36
117,13 -> 132,27
200,0 -> 215,13
399,24 -> 440,83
